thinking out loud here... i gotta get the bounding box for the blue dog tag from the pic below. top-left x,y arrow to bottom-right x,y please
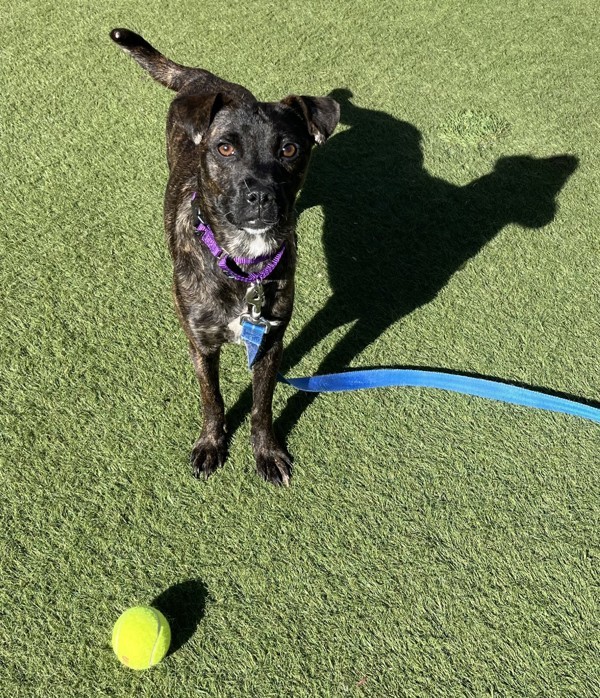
241,319 -> 269,368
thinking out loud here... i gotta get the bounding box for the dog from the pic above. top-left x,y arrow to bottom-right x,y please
110,29 -> 340,485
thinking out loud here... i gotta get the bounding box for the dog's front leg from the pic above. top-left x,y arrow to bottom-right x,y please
189,344 -> 228,479
251,338 -> 292,486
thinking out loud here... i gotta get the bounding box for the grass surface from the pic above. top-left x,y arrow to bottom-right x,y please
1,1 -> 599,696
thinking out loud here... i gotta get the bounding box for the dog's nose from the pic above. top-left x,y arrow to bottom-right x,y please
240,179 -> 279,225
245,187 -> 273,206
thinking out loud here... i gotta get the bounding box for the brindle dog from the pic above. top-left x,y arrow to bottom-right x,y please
110,29 -> 339,485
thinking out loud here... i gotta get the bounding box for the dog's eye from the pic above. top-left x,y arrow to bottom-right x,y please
217,143 -> 236,157
281,143 -> 298,159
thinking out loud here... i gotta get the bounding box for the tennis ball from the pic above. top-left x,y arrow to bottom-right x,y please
112,606 -> 171,670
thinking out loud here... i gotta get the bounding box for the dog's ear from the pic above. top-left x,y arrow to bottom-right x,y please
282,95 -> 340,145
169,92 -> 233,145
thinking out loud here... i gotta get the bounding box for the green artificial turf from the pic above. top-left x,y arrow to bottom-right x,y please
1,1 -> 599,696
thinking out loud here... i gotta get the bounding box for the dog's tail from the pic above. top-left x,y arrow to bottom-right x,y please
110,28 -> 229,93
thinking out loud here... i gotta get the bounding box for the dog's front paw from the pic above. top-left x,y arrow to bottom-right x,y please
255,446 -> 293,487
190,436 -> 227,480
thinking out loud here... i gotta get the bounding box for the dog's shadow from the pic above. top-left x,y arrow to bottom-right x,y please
227,89 -> 578,445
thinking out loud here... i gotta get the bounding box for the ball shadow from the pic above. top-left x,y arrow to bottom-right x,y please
151,579 -> 209,656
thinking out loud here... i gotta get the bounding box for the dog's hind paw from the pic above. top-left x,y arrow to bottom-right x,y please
190,437 -> 227,480
255,448 -> 292,487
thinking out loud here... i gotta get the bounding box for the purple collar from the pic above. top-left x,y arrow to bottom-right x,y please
191,193 -> 286,284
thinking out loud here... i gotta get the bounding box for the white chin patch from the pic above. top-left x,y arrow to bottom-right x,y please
243,227 -> 270,235
243,233 -> 274,258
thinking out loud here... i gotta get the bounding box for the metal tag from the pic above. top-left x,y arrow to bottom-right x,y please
245,283 -> 265,320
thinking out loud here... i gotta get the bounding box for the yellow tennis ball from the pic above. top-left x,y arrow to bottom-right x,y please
112,606 -> 171,670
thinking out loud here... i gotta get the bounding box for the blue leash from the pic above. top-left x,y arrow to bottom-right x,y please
241,320 -> 600,426
278,368 -> 600,424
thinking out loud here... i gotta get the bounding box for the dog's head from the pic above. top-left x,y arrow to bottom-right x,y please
170,92 -> 339,242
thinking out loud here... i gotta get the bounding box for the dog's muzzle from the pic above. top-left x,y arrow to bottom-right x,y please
236,180 -> 282,230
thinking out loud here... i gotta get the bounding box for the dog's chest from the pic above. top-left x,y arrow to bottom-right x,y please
227,314 -> 244,343
186,285 -> 275,348
187,298 -> 246,347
